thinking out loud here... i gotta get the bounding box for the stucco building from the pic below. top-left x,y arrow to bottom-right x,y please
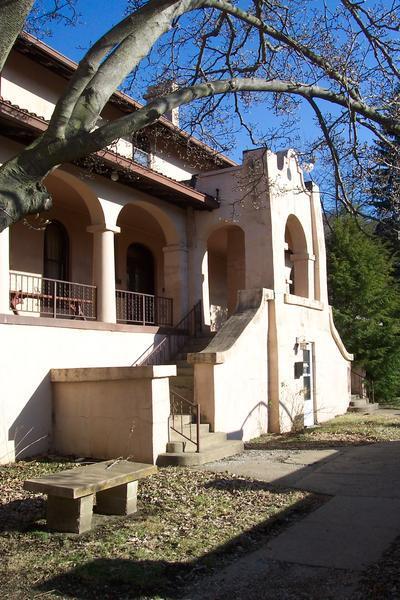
0,34 -> 352,465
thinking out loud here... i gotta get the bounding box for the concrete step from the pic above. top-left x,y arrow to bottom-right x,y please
169,430 -> 228,452
157,439 -> 244,467
180,338 -> 214,352
176,365 -> 194,376
169,422 -> 210,436
167,360 -> 193,369
348,403 -> 379,414
171,414 -> 193,426
171,376 -> 194,397
349,398 -> 370,408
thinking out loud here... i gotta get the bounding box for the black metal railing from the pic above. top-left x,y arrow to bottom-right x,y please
132,300 -> 202,366
9,271 -> 97,320
169,388 -> 201,453
116,289 -> 173,327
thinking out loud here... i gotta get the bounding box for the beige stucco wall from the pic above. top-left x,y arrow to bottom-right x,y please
1,52 -> 66,120
192,149 -> 351,433
190,289 -> 272,440
51,366 -> 175,464
272,298 -> 351,432
0,321 -> 162,464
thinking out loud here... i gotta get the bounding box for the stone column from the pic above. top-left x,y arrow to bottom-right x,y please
0,227 -> 10,314
163,243 -> 189,325
187,236 -> 209,329
87,224 -> 120,323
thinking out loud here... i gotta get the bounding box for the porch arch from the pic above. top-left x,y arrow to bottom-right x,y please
207,225 -> 246,330
116,199 -> 180,247
45,169 -> 105,226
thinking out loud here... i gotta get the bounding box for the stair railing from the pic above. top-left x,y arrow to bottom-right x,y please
132,300 -> 202,366
351,369 -> 375,404
169,387 -> 201,453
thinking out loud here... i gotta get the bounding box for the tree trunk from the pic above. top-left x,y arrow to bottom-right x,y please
0,0 -> 35,71
0,156 -> 52,231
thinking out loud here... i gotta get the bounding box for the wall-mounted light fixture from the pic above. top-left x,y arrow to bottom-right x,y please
111,170 -> 119,182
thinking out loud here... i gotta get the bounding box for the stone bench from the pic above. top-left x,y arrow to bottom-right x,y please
23,460 -> 157,534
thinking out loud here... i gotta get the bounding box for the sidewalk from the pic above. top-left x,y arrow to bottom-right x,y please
185,431 -> 400,598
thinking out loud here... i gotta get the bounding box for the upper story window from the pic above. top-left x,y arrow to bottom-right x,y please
132,132 -> 151,168
43,221 -> 69,281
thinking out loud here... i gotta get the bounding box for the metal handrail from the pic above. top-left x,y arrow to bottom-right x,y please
132,300 -> 202,366
169,387 -> 201,453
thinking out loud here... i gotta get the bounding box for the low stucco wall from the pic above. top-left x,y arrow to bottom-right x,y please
51,366 -> 176,464
189,289 -> 272,441
0,317 -> 163,464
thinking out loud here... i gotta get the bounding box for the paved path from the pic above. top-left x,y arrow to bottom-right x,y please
185,435 -> 400,599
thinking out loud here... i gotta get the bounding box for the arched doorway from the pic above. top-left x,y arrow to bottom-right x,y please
126,243 -> 155,295
43,220 -> 69,281
207,225 -> 246,330
116,203 -> 173,326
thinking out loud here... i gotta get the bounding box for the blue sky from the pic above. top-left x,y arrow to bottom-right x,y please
36,0 -> 319,164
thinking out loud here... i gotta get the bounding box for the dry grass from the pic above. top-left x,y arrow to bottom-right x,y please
246,412 -> 400,451
0,459 -> 319,599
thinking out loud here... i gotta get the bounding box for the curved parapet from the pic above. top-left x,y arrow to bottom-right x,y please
329,307 -> 354,361
188,288 -> 274,365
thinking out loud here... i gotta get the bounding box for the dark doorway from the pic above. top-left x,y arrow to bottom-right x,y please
127,243 -> 155,295
43,221 -> 69,281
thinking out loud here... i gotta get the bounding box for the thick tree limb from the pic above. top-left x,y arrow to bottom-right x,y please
0,0 -> 35,71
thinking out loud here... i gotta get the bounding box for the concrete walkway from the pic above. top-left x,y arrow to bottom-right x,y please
185,432 -> 400,599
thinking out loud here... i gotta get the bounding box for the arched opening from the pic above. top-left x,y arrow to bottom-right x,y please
9,170 -> 98,320
117,203 -> 166,295
116,203 -> 174,326
43,220 -> 69,281
126,243 -> 155,295
284,215 -> 309,298
207,225 -> 246,331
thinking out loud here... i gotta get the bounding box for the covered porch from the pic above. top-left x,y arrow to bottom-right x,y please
0,167 -> 188,329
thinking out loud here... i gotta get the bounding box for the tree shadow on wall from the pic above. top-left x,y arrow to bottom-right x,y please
226,402 -> 269,441
6,373 -> 51,463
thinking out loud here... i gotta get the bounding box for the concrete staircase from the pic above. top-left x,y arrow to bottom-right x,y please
168,334 -> 214,402
157,415 -> 244,466
157,334 -> 244,466
348,395 -> 379,414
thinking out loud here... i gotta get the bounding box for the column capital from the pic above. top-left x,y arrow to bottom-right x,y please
87,224 -> 121,235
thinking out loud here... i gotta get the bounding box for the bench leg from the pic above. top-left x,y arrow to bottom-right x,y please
96,481 -> 138,516
47,494 -> 94,534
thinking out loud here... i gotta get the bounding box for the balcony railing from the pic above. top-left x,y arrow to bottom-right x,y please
9,271 -> 97,320
116,289 -> 173,327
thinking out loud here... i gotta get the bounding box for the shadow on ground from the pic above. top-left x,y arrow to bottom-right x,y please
31,493 -> 323,599
0,496 -> 46,532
